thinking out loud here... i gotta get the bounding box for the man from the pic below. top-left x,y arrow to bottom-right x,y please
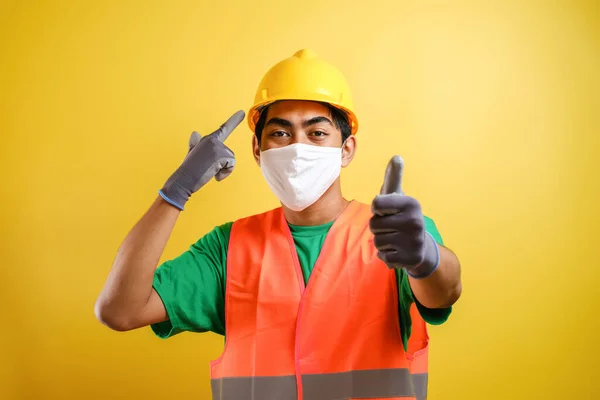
95,49 -> 462,400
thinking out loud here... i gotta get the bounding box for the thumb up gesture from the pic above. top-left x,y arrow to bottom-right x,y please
369,156 -> 440,279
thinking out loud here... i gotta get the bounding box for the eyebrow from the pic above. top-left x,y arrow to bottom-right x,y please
265,116 -> 334,128
265,117 -> 292,128
303,116 -> 333,128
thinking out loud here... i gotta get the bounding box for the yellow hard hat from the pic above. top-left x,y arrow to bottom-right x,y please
248,49 -> 358,135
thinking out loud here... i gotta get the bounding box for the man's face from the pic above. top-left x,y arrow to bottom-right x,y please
252,100 -> 356,168
258,100 -> 344,150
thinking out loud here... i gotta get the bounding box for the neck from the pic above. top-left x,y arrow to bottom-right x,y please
282,179 -> 350,226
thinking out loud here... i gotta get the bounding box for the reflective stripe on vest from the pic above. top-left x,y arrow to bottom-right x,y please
211,370 -> 428,400
210,201 -> 430,400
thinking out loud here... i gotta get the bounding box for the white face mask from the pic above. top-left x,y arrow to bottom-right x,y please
260,143 -> 342,211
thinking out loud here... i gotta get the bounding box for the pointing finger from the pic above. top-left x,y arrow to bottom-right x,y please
211,110 -> 246,142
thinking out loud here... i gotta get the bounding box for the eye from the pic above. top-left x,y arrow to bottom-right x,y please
311,131 -> 328,137
270,131 -> 289,137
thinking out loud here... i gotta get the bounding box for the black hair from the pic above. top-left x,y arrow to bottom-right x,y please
255,101 -> 351,146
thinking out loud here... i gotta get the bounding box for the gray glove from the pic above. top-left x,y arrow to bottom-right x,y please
159,110 -> 245,210
370,156 -> 440,279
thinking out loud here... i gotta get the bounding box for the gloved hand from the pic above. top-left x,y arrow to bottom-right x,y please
370,156 -> 440,279
159,110 -> 245,210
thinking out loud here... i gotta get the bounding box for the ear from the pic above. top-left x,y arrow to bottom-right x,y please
252,134 -> 261,166
341,135 -> 357,168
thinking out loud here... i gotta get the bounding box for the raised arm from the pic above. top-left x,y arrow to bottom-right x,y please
370,156 -> 462,309
94,111 -> 244,331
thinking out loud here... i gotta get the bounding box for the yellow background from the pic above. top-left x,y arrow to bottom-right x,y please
2,0 -> 599,399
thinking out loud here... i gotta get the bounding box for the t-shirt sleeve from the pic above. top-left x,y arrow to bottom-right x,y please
150,222 -> 233,339
396,216 -> 452,347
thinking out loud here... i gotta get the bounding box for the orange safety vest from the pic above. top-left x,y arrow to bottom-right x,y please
210,201 -> 430,400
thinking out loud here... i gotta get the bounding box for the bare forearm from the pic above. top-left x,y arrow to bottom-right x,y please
94,113 -> 244,330
409,245 -> 462,309
95,196 -> 179,329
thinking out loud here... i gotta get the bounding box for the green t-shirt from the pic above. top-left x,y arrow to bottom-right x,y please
151,214 -> 451,350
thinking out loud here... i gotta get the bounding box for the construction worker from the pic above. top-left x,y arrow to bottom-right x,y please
95,49 -> 462,400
